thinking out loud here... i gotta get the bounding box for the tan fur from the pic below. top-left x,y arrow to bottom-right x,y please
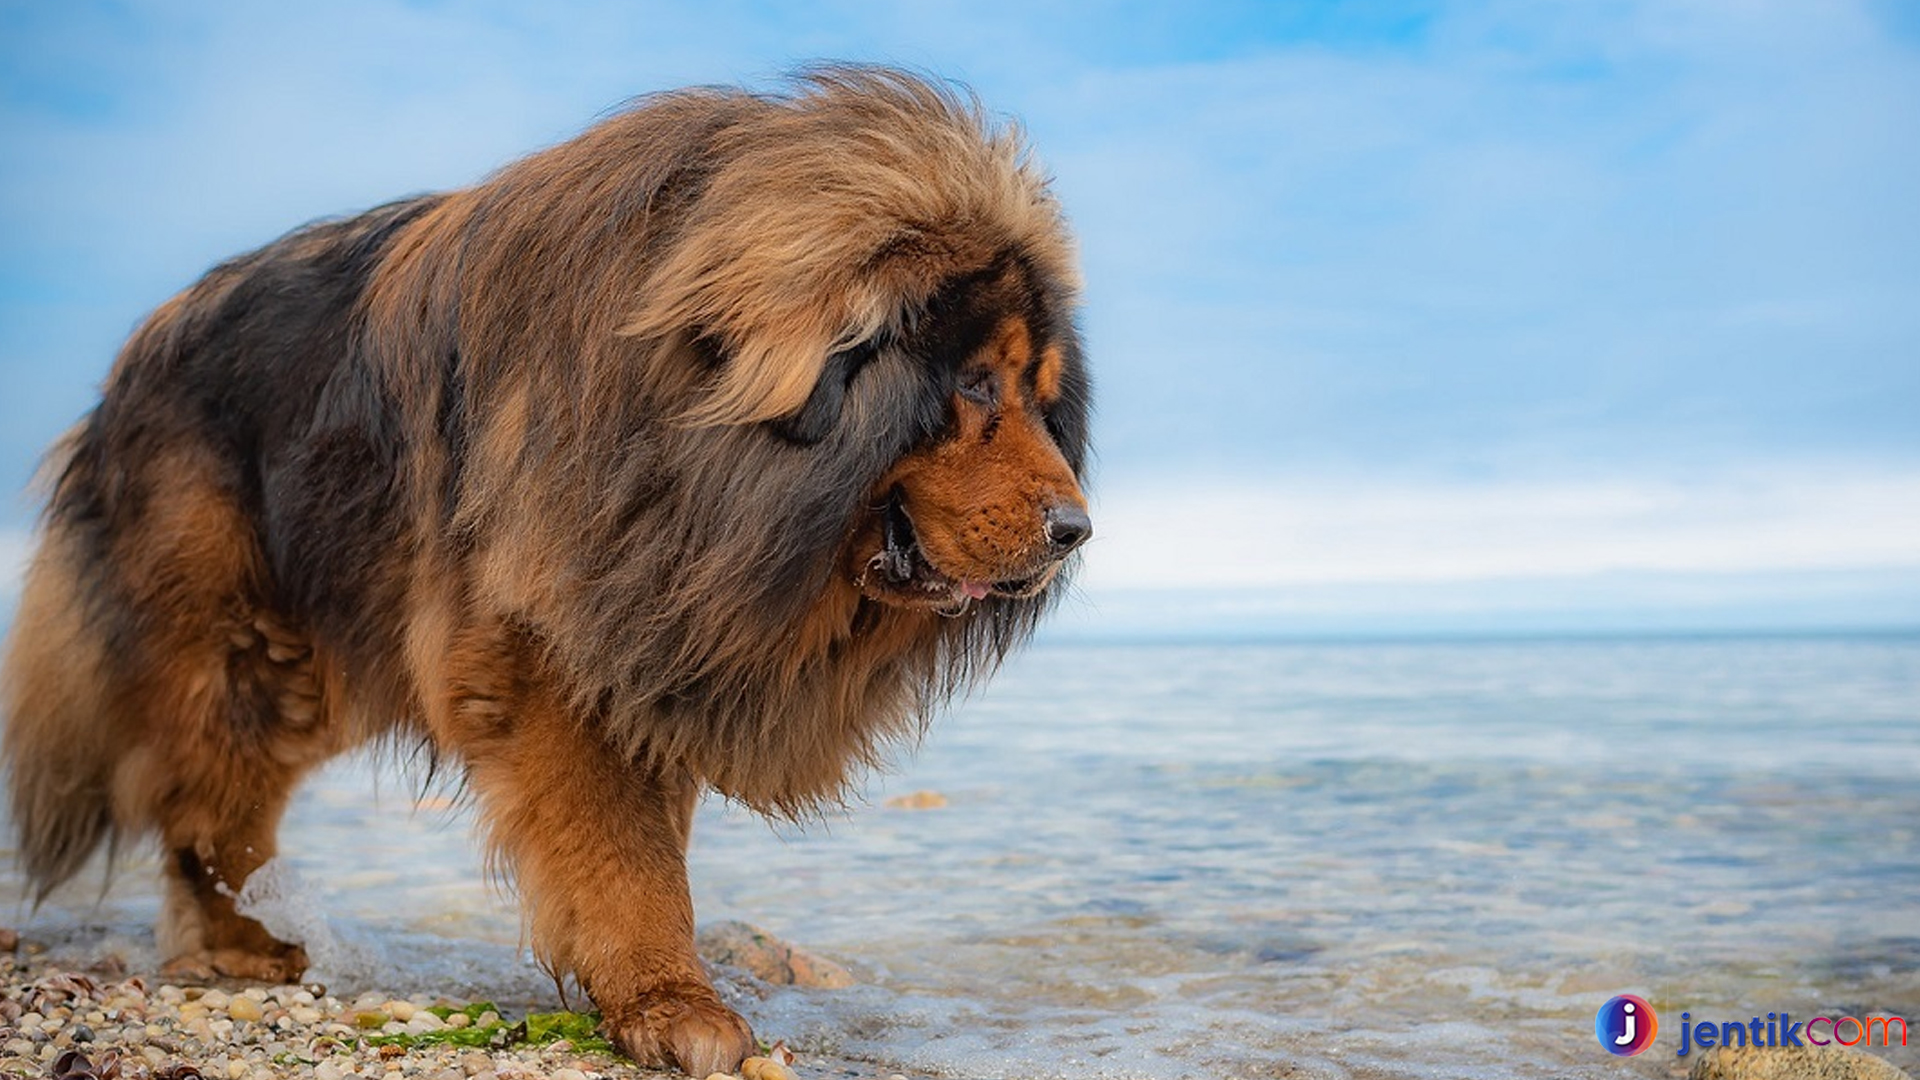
1034,343 -> 1067,405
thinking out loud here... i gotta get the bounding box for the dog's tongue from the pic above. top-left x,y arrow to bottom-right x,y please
960,582 -> 991,600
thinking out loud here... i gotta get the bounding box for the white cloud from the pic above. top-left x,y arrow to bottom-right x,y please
1082,467 -> 1920,590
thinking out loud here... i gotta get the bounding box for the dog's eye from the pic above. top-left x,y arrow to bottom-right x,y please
959,368 -> 997,406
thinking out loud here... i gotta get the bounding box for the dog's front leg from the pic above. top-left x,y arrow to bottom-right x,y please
448,663 -> 753,1076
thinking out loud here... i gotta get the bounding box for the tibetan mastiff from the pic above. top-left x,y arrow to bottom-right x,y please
2,67 -> 1089,1075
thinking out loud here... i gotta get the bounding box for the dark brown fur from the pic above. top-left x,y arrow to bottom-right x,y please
1,67 -> 1089,1075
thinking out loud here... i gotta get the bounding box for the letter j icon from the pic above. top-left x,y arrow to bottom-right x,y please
1596,994 -> 1658,1056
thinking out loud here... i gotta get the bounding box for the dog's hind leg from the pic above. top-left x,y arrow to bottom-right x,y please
142,603 -> 348,984
5,444 -> 348,982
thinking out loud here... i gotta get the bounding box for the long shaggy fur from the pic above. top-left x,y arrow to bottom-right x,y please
2,66 -> 1089,1071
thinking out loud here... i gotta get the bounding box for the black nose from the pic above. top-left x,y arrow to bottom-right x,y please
1044,503 -> 1093,555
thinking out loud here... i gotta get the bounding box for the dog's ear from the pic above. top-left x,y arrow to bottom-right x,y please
771,339 -> 881,444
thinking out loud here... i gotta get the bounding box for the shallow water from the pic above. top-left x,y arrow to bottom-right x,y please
7,635 -> 1919,1078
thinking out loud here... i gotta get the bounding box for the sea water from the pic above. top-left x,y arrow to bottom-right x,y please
6,635 -> 1918,1078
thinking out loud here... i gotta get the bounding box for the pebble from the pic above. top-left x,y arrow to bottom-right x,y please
385,999 -> 417,1022
883,789 -> 948,809
697,920 -> 856,988
228,996 -> 265,1022
742,1057 -> 794,1080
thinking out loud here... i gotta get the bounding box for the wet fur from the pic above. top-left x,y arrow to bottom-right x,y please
1,67 -> 1088,1074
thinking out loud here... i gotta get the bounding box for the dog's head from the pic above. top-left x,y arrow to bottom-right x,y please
834,257 -> 1091,612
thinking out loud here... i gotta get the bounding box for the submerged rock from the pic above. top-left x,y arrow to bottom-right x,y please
696,921 -> 856,989
1689,1045 -> 1913,1080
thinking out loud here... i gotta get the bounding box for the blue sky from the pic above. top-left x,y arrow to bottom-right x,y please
2,0 -> 1917,636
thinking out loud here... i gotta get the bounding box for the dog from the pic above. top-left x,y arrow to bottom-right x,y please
0,66 -> 1090,1076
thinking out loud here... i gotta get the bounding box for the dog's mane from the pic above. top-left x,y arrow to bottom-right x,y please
354,66 -> 1089,815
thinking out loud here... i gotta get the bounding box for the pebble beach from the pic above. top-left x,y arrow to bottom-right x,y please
0,932 -> 868,1080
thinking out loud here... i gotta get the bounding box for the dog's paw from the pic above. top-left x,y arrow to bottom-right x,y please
161,943 -> 309,984
609,985 -> 754,1077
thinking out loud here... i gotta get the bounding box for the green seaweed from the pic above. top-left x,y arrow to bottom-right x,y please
364,1001 -> 617,1056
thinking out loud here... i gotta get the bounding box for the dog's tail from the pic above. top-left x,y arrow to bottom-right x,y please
3,461 -> 126,900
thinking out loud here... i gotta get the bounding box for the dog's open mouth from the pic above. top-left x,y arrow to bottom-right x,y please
867,492 -> 1045,608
